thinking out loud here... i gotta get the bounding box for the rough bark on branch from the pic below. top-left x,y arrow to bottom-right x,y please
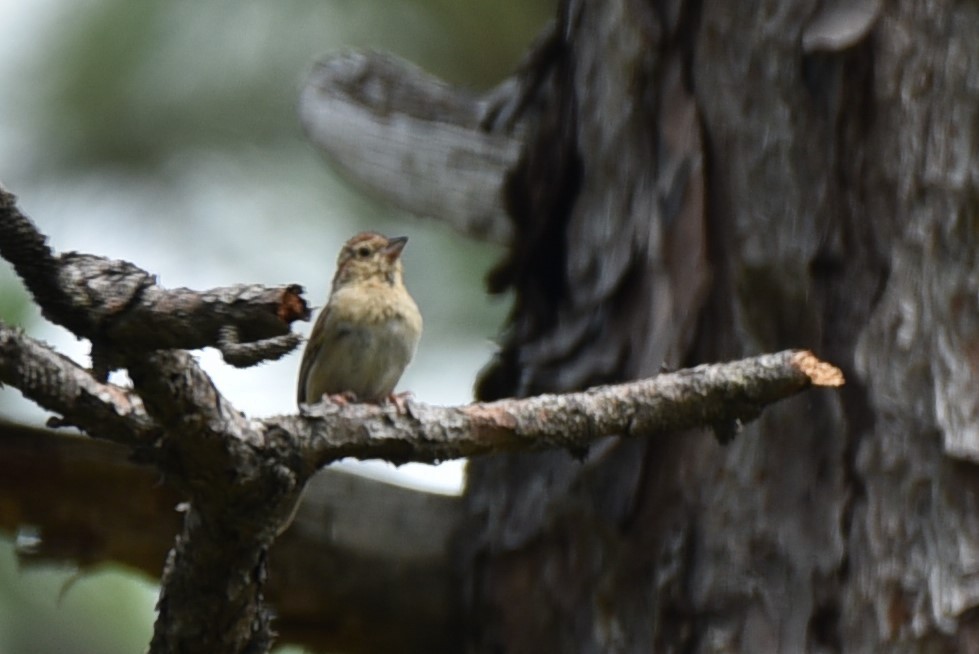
2,313 -> 841,471
0,423 -> 463,654
0,185 -> 309,373
283,350 -> 843,467
0,325 -> 155,445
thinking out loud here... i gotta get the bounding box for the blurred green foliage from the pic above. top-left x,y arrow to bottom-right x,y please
34,0 -> 552,173
0,267 -> 31,328
0,539 -> 156,654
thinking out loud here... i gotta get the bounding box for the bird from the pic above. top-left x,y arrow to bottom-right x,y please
297,231 -> 422,407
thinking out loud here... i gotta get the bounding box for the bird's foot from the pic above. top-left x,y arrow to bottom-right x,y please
386,391 -> 414,414
322,391 -> 358,406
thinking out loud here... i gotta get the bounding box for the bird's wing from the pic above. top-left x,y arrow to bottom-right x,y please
296,306 -> 329,405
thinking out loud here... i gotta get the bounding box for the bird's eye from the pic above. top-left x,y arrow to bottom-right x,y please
357,246 -> 371,258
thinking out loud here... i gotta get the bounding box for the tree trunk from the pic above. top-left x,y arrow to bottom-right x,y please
462,0 -> 979,651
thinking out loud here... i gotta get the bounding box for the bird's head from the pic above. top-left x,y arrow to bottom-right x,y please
332,231 -> 408,289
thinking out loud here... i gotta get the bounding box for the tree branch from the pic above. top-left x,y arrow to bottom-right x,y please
275,350 -> 844,467
2,304 -> 844,469
125,351 -> 304,654
0,184 -> 844,653
0,323 -> 296,651
299,50 -> 521,244
0,184 -> 89,335
0,322 -> 156,445
0,185 -> 309,374
0,423 -> 464,653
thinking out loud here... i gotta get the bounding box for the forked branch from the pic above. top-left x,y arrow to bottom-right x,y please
0,185 -> 844,654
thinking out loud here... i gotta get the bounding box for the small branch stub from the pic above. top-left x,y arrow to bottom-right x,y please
792,350 -> 845,387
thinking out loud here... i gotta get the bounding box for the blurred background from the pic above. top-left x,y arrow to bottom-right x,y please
0,0 -> 551,651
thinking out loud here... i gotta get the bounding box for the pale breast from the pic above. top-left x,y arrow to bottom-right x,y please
304,283 -> 422,402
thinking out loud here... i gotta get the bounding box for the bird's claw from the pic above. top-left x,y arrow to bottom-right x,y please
322,391 -> 358,406
386,391 -> 414,414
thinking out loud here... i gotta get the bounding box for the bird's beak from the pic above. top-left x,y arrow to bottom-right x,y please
383,236 -> 408,262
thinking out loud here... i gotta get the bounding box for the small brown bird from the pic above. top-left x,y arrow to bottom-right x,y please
297,231 -> 422,406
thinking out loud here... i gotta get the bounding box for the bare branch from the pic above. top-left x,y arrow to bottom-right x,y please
0,185 -> 309,370
96,280 -> 308,367
124,351 -> 303,654
275,350 -> 844,468
217,324 -> 300,368
0,185 -> 94,336
0,183 -> 847,654
0,322 -> 156,446
299,50 -> 521,244
1,253 -> 843,654
0,424 -> 464,654
0,316 -> 290,654
128,349 -> 250,442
